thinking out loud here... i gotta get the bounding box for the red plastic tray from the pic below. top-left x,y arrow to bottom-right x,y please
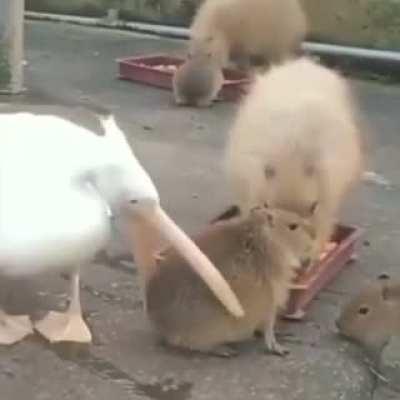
117,54 -> 251,102
211,206 -> 363,320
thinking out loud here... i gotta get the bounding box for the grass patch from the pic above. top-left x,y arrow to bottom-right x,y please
0,44 -> 11,89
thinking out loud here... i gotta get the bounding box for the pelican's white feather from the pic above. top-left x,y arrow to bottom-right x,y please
0,112 -> 158,276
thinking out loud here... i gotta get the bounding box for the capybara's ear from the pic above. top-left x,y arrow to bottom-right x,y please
249,206 -> 275,228
266,211 -> 275,227
304,163 -> 316,177
378,273 -> 392,301
249,205 -> 263,215
382,284 -> 390,301
264,165 -> 275,179
309,201 -> 318,216
249,205 -> 270,223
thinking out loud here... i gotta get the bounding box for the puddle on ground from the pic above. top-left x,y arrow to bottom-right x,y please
39,340 -> 192,400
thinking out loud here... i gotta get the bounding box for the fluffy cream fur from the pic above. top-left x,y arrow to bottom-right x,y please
225,58 -> 363,261
189,0 -> 307,66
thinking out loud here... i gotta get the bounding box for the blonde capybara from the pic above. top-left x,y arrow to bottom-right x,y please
189,0 -> 307,70
172,44 -> 224,107
225,58 -> 363,264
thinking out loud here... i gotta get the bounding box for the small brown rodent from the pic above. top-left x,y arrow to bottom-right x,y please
145,207 -> 315,356
189,0 -> 307,71
172,48 -> 224,107
225,57 -> 363,264
336,275 -> 400,354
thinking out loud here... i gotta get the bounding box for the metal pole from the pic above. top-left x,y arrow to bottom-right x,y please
0,0 -> 25,93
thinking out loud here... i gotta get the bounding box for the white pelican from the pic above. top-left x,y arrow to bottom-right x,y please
0,112 -> 243,345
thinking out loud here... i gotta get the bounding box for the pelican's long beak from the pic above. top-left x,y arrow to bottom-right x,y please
126,205 -> 244,319
98,115 -> 242,317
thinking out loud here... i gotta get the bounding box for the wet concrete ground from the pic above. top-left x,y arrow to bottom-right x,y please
0,20 -> 400,400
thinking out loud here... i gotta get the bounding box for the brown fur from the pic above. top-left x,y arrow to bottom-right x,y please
337,275 -> 400,353
189,0 -> 307,70
225,58 -> 363,263
146,207 -> 315,356
173,48 -> 224,107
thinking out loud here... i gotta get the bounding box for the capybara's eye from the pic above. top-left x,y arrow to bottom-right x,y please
378,273 -> 390,281
288,223 -> 298,231
358,306 -> 369,315
305,164 -> 315,177
264,166 -> 275,179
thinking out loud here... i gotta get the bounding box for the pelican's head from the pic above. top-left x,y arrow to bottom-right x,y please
92,157 -> 160,217
87,115 -> 159,216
